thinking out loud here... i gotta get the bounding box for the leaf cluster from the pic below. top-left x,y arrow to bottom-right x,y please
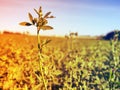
19,6 -> 55,31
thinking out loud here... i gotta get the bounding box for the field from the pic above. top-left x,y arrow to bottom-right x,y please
0,34 -> 120,90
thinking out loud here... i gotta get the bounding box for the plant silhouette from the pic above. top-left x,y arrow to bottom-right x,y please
19,6 -> 55,90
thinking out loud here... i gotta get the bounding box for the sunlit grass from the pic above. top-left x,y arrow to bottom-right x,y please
0,34 -> 119,90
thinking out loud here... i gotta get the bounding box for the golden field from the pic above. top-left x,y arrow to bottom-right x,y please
0,34 -> 119,90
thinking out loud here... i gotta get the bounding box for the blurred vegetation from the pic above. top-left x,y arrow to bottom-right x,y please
0,34 -> 120,90
102,30 -> 120,40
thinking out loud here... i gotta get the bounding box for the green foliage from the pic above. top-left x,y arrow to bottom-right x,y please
108,33 -> 120,89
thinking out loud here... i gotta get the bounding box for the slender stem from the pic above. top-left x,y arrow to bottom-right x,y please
37,30 -> 41,53
37,30 -> 47,90
37,30 -> 41,72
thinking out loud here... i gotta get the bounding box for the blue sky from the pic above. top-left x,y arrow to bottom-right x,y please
0,0 -> 120,36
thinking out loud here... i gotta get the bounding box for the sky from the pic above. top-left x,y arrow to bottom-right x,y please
0,0 -> 120,36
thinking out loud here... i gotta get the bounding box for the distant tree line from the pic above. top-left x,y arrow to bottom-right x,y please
1,30 -> 30,35
99,30 -> 120,40
3,31 -> 21,35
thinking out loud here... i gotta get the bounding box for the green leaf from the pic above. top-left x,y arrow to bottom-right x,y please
19,22 -> 32,26
44,12 -> 51,18
28,13 -> 34,24
41,25 -> 53,30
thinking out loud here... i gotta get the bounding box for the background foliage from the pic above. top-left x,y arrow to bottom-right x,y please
0,34 -> 120,90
